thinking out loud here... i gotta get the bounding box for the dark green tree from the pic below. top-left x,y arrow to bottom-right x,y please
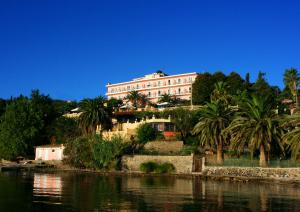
226,72 -> 245,95
192,101 -> 233,164
225,96 -> 284,167
0,97 -> 43,159
162,108 -> 199,143
136,123 -> 157,143
79,96 -> 111,135
192,72 -> 214,104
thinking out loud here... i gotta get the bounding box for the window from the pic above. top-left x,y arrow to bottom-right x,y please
127,86 -> 130,91
136,84 -> 139,89
148,92 -> 151,97
189,87 -> 192,93
178,88 -> 181,94
52,149 -> 55,152
158,90 -> 161,96
178,78 -> 181,84
168,80 -> 171,85
158,81 -> 161,86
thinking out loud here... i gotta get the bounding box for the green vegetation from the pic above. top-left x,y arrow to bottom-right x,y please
225,96 -> 283,167
193,101 -> 233,165
162,108 -> 199,143
136,123 -> 157,143
1,68 -> 300,169
140,162 -> 175,173
79,96 -> 111,135
63,135 -> 128,170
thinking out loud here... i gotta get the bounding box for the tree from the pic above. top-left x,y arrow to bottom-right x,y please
0,97 -> 44,159
163,108 -> 199,143
46,116 -> 81,144
211,81 -> 232,105
282,115 -> 300,160
136,123 -> 156,143
226,72 -> 245,95
126,91 -> 143,108
192,101 -> 233,164
212,71 -> 226,83
106,98 -> 123,113
225,96 -> 283,167
192,73 -> 214,104
158,94 -> 173,103
79,96 -> 110,135
283,68 -> 300,112
0,98 -> 6,118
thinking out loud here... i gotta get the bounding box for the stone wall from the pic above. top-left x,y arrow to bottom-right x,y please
122,154 -> 194,174
203,166 -> 300,179
143,141 -> 183,153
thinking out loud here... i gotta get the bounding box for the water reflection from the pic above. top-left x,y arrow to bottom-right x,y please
33,173 -> 62,205
1,171 -> 300,212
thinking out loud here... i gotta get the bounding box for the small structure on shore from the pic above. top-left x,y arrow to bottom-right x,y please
35,144 -> 65,161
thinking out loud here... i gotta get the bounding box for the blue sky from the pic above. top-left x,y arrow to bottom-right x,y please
0,0 -> 299,100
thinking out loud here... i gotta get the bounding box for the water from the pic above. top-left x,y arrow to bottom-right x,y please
0,171 -> 300,212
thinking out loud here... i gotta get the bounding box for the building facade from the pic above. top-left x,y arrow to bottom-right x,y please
106,72 -> 197,102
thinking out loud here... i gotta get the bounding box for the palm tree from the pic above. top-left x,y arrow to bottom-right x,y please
192,101 -> 233,164
225,96 -> 283,167
158,94 -> 173,103
211,81 -> 231,105
126,91 -> 142,108
284,68 -> 300,113
282,115 -> 300,160
79,96 -> 110,135
138,94 -> 149,108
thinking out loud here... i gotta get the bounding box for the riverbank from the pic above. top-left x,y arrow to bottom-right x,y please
2,160 -> 300,185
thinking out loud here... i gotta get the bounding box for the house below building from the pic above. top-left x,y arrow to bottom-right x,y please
35,145 -> 65,161
102,115 -> 176,140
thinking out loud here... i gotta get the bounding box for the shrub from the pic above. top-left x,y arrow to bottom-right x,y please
140,161 -> 159,173
140,162 -> 175,173
155,162 -> 175,173
64,135 -> 128,170
136,123 -> 156,143
63,136 -> 94,168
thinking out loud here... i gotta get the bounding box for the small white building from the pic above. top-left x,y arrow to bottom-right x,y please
35,145 -> 65,161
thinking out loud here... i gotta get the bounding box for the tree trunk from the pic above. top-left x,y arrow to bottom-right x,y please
259,144 -> 267,167
217,141 -> 224,165
295,93 -> 299,114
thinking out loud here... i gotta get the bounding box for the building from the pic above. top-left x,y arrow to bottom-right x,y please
35,145 -> 65,161
106,72 -> 197,103
102,116 -> 176,140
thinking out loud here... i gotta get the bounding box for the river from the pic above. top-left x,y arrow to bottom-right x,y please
0,171 -> 300,211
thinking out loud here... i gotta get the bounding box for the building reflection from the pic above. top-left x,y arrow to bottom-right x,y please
33,173 -> 62,202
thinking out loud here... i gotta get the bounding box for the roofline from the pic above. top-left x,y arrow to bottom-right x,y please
106,72 -> 197,87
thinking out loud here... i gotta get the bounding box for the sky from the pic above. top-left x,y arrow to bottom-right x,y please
0,0 -> 300,101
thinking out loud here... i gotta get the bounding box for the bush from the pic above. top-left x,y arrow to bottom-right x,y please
140,161 -> 158,173
155,162 -> 175,173
136,123 -> 156,143
64,135 -> 128,170
140,162 -> 175,173
63,136 -> 94,168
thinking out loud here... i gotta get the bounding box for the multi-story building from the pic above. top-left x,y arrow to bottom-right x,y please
106,72 -> 197,103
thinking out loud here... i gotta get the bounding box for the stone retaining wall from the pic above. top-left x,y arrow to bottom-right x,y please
143,141 -> 183,153
122,154 -> 193,174
203,166 -> 300,179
